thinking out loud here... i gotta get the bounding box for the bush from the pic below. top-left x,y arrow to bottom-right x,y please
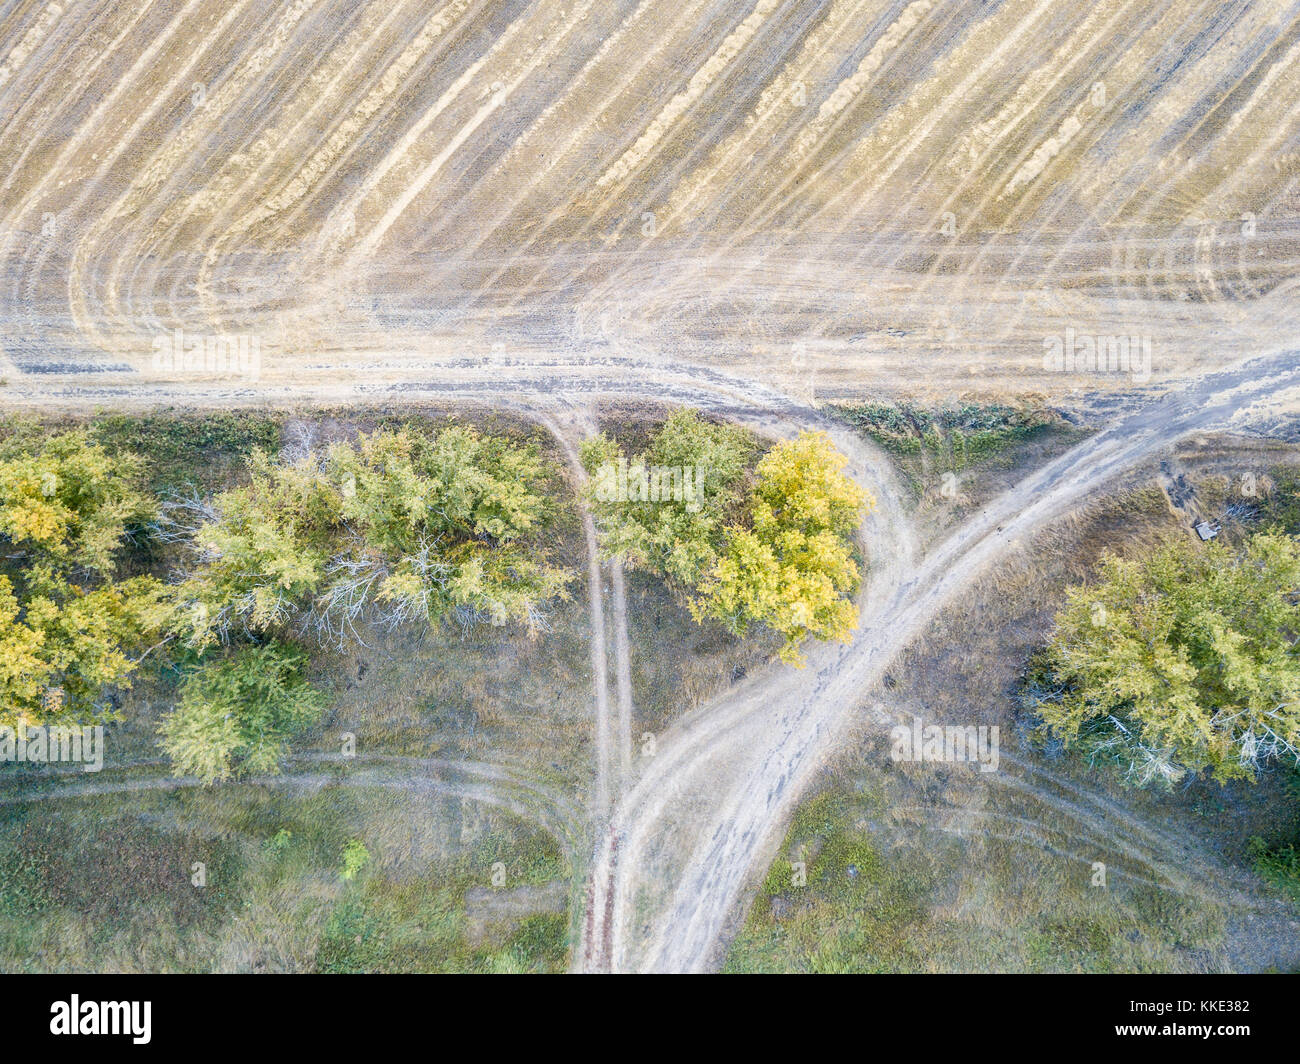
836,401 -> 1056,468
1028,532 -> 1300,787
340,840 -> 371,881
158,642 -> 324,785
92,412 -> 280,492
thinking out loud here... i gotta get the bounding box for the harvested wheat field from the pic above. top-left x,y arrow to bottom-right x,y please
0,0 -> 1295,403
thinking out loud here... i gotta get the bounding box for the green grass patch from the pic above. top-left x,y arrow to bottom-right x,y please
726,769 -> 1233,973
0,796 -> 245,970
832,401 -> 1062,471
90,410 -> 281,493
1248,837 -> 1300,906
315,818 -> 566,974
0,783 -> 570,973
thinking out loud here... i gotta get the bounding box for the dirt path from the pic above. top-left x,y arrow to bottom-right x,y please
593,348 -> 1300,972
538,410 -> 629,827
577,398 -> 920,970
537,406 -> 645,969
610,561 -> 635,790
0,754 -> 582,857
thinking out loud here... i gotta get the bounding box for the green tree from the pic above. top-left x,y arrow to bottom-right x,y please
326,426 -> 569,633
170,426 -> 571,646
157,642 -> 323,785
581,409 -> 757,590
0,429 -> 154,577
1030,531 -> 1300,787
0,573 -> 171,727
178,446 -> 335,642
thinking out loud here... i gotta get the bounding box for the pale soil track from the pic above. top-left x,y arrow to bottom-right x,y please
0,751 -> 584,860
541,410 -> 617,818
581,348 -> 1300,972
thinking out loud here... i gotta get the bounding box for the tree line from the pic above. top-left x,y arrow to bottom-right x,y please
0,413 -> 871,782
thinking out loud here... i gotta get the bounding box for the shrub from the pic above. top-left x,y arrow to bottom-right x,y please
158,642 -> 323,785
1028,532 -> 1300,787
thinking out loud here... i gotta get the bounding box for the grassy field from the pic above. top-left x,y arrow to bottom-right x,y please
725,785 -> 1232,974
0,783 -> 569,973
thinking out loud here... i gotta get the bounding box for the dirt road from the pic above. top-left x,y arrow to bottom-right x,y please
582,347 -> 1300,972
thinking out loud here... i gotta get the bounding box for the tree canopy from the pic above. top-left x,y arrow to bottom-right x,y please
1029,531 -> 1300,787
171,425 -> 571,647
0,428 -> 155,577
153,423 -> 572,783
0,420 -> 574,785
694,431 -> 869,665
0,431 -> 169,727
580,409 -> 756,590
583,413 -> 871,666
157,641 -> 323,785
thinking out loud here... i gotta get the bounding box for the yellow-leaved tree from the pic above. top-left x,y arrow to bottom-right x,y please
694,430 -> 871,666
0,430 -> 169,727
